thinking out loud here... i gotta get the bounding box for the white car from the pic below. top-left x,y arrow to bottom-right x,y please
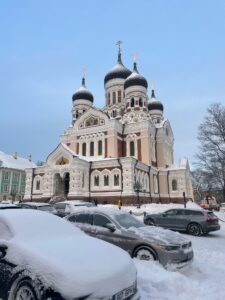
54,200 -> 95,216
0,209 -> 139,300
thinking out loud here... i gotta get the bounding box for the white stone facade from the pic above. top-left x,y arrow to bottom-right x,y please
24,50 -> 193,204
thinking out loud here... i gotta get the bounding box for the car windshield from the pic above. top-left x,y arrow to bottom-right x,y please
38,205 -> 55,212
114,214 -> 144,229
74,203 -> 94,207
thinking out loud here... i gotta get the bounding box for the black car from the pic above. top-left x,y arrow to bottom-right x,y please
144,208 -> 220,236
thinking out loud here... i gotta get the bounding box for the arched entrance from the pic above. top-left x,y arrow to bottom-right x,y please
53,173 -> 63,197
63,172 -> 70,197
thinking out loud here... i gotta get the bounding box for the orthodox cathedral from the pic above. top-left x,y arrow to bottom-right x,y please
24,44 -> 193,204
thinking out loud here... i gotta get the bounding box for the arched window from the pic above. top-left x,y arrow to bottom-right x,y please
94,176 -> 99,186
114,174 -> 119,186
118,90 -> 122,102
130,141 -> 135,156
82,173 -> 85,188
172,179 -> 178,191
75,111 -> 79,118
98,140 -> 102,156
36,180 -> 40,190
131,98 -> 134,107
112,110 -> 117,118
108,92 -> 110,105
82,143 -> 86,156
139,97 -> 143,107
113,92 -> 116,104
104,175 -> 109,186
90,141 -> 94,156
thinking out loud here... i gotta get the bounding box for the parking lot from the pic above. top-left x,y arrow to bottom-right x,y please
129,205 -> 225,300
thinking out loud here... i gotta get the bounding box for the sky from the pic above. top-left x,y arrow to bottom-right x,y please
0,0 -> 225,167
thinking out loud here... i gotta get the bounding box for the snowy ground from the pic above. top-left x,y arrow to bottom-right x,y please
106,202 -> 225,300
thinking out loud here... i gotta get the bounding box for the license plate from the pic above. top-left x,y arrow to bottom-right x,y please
114,285 -> 136,300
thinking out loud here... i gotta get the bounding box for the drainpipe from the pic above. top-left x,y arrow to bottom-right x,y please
88,161 -> 92,202
155,128 -> 158,168
30,168 -> 34,202
157,171 -> 161,203
118,158 -> 123,202
148,166 -> 152,203
167,170 -> 171,203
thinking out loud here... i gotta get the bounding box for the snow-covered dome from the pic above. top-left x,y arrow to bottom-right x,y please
72,78 -> 94,102
148,90 -> 164,112
124,62 -> 148,90
104,52 -> 131,86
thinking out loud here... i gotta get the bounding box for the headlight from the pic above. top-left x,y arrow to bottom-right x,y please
159,244 -> 180,251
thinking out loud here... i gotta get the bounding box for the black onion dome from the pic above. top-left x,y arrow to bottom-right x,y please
124,62 -> 148,90
72,78 -> 94,102
104,52 -> 131,85
148,89 -> 164,111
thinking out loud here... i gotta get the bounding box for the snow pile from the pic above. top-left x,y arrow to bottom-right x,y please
0,151 -> 36,170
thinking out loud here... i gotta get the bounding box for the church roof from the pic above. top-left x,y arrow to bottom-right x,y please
72,78 -> 94,102
104,52 -> 131,85
124,62 -> 148,90
148,89 -> 164,112
0,151 -> 36,170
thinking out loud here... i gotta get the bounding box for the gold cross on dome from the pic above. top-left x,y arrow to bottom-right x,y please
82,67 -> 86,79
116,40 -> 122,53
133,51 -> 137,63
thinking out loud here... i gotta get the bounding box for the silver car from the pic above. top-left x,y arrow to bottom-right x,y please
66,207 -> 194,269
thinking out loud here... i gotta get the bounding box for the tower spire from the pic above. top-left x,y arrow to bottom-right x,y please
116,40 -> 123,63
81,67 -> 86,87
151,80 -> 156,98
133,51 -> 138,72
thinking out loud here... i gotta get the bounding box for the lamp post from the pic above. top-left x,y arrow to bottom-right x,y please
133,181 -> 142,209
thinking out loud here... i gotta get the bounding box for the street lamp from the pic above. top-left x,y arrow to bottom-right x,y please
133,181 -> 142,208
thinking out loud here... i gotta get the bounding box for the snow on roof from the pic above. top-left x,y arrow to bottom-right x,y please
0,209 -> 136,299
61,143 -> 117,162
0,151 -> 36,170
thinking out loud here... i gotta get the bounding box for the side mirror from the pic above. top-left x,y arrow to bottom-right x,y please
106,223 -> 116,232
0,245 -> 7,259
162,213 -> 167,217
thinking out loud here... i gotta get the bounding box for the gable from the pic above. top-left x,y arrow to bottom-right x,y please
46,144 -> 76,167
74,107 -> 110,131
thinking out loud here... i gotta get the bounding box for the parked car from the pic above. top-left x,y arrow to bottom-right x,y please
0,209 -> 139,300
54,200 -> 95,217
0,204 -> 22,210
17,202 -> 57,215
144,208 -> 220,236
65,207 -> 194,269
200,198 -> 220,211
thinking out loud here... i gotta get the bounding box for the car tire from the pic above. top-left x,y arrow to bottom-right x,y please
187,223 -> 202,236
133,246 -> 157,261
8,277 -> 43,300
146,218 -> 155,226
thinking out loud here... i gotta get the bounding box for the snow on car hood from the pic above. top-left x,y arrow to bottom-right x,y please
0,210 -> 136,299
6,236 -> 136,299
128,226 -> 190,246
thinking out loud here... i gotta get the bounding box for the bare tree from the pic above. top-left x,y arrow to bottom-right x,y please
195,103 -> 225,201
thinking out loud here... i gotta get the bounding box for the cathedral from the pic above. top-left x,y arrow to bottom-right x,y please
24,45 -> 193,204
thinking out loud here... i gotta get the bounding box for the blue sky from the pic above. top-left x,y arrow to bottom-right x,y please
0,0 -> 225,166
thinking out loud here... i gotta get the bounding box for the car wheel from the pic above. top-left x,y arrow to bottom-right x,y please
146,218 -> 155,226
188,223 -> 202,236
133,246 -> 156,261
8,277 -> 43,300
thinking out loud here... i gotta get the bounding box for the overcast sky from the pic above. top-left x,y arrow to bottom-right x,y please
0,0 -> 225,167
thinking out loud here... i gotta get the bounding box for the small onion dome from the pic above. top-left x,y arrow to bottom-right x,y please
104,52 -> 131,85
124,62 -> 148,90
148,89 -> 164,111
72,77 -> 94,102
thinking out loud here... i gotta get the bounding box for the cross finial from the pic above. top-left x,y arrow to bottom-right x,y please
133,51 -> 137,63
150,80 -> 155,90
116,40 -> 122,54
82,67 -> 86,79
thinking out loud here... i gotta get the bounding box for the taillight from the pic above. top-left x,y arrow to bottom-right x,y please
200,204 -> 205,208
207,216 -> 213,222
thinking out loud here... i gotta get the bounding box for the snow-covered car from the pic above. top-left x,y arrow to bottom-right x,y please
0,209 -> 139,300
17,202 -> 58,214
200,198 -> 220,211
65,207 -> 194,269
54,200 -> 95,217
